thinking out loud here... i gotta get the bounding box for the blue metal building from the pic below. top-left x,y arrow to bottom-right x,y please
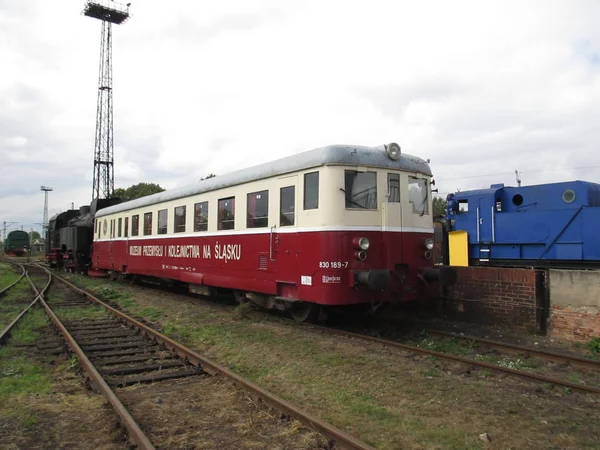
445,180 -> 600,266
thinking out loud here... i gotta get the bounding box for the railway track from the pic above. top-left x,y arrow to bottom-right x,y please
422,328 -> 600,371
0,264 -> 42,344
16,265 -> 375,450
304,322 -> 600,395
69,272 -> 600,395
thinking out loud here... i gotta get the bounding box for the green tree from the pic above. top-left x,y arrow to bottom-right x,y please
29,231 -> 41,242
200,173 -> 217,181
113,182 -> 165,201
432,197 -> 447,217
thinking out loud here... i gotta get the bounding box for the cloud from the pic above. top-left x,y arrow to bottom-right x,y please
1,0 -> 600,232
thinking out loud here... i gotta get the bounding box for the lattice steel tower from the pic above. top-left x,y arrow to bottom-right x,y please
40,186 -> 53,233
83,0 -> 130,200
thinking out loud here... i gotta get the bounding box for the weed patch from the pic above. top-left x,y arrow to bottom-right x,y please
234,302 -> 251,319
9,309 -> 50,345
588,337 -> 600,354
0,350 -> 52,397
0,263 -> 20,288
417,337 -> 474,357
139,306 -> 162,321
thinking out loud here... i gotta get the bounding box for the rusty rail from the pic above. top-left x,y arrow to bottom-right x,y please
48,268 -> 376,450
424,329 -> 600,372
0,263 -> 26,296
27,267 -> 156,450
0,265 -> 41,344
303,324 -> 600,395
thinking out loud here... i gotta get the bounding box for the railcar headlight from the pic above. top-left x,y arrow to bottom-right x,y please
385,142 -> 401,160
353,237 -> 370,250
358,237 -> 370,250
354,250 -> 367,261
424,238 -> 434,250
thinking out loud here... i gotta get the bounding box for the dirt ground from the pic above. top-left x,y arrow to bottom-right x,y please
62,274 -> 600,450
119,377 -> 330,449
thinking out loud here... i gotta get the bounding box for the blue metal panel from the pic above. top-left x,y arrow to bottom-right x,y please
447,180 -> 600,264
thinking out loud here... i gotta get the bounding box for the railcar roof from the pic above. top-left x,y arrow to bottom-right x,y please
97,144 -> 432,217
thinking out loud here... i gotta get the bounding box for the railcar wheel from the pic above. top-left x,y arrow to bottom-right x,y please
290,302 -> 318,323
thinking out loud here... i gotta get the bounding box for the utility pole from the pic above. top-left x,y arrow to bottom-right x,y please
40,186 -> 53,237
515,170 -> 522,187
2,221 -> 17,243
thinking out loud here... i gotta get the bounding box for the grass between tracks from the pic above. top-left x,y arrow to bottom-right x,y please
62,273 -> 600,450
0,262 -> 20,289
0,273 -> 34,330
0,309 -> 56,434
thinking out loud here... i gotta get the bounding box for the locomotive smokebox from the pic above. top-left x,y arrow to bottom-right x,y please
355,270 -> 391,291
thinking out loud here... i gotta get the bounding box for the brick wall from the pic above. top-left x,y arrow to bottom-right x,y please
550,305 -> 600,342
548,269 -> 600,342
441,266 -> 545,332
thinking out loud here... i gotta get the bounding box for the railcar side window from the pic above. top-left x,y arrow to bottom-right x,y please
408,177 -> 429,215
280,186 -> 295,226
158,209 -> 168,235
132,215 -> 139,236
387,173 -> 400,203
218,197 -> 235,230
174,206 -> 186,233
110,220 -> 114,238
247,190 -> 269,228
194,202 -> 208,232
344,170 -> 378,209
118,218 -> 122,237
304,172 -> 319,210
144,213 -> 152,236
124,217 -> 129,237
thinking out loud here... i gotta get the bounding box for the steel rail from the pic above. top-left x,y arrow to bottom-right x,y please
47,268 -> 376,450
75,269 -> 599,396
0,263 -> 26,296
0,265 -> 43,344
303,324 -> 600,395
27,268 -> 156,450
424,329 -> 600,371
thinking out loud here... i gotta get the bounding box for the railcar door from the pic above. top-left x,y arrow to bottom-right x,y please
108,218 -> 115,269
273,175 -> 299,283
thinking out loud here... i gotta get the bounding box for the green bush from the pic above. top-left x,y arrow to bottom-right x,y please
588,337 -> 600,354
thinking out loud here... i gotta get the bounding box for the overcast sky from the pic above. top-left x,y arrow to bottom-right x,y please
1,0 -> 599,234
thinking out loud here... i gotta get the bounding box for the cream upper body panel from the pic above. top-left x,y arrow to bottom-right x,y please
95,144 -> 433,241
95,166 -> 432,241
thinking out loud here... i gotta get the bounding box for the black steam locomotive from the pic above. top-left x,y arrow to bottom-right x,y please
46,198 -> 120,271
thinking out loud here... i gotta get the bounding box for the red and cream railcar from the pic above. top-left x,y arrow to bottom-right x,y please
92,143 -> 452,320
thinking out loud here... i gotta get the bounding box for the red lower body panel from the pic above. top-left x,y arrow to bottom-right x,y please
92,230 -> 434,306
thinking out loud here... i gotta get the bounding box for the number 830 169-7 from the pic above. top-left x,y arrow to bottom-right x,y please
318,261 -> 348,269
